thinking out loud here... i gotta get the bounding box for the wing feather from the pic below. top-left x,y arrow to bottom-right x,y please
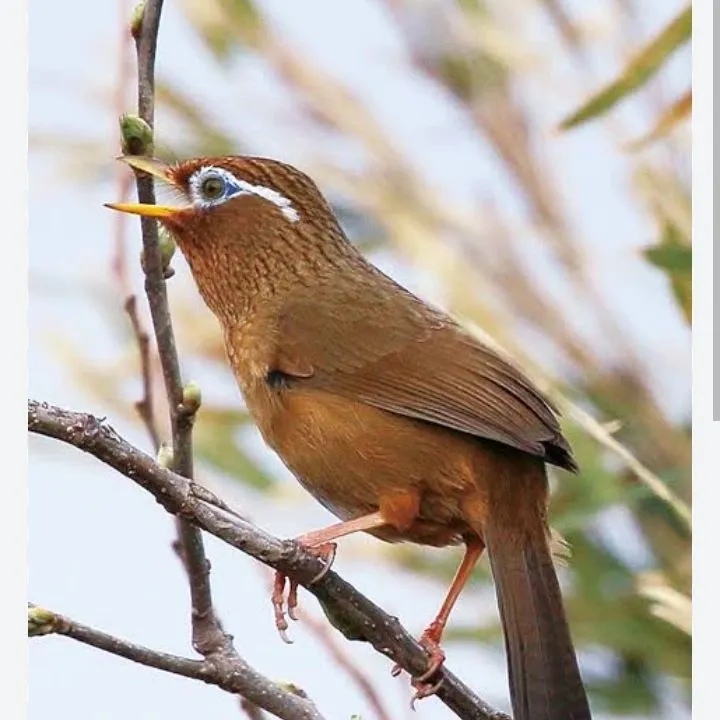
274,273 -> 576,471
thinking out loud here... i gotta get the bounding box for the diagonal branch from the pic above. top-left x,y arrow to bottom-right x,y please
28,399 -> 510,720
27,604 -> 321,719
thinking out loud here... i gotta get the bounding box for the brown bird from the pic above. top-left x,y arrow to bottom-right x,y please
107,154 -> 592,719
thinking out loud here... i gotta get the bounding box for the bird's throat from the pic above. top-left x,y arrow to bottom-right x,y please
175,222 -> 359,328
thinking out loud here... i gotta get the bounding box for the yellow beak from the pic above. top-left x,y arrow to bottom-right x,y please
104,201 -> 178,217
104,156 -> 184,217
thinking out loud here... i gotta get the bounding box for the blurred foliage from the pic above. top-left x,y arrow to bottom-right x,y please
558,4 -> 691,130
34,0 -> 691,716
644,220 -> 691,323
628,89 -> 691,151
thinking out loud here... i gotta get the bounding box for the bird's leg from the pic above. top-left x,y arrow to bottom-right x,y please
273,511 -> 387,641
393,537 -> 485,702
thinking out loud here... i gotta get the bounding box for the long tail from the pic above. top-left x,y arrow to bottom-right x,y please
482,470 -> 591,719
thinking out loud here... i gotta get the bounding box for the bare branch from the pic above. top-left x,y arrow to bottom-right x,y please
124,294 -> 162,449
27,604 -> 322,720
129,0 -> 228,667
28,399 -> 510,720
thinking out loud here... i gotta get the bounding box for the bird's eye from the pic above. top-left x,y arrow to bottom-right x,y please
188,167 -> 243,208
199,175 -> 226,201
186,165 -> 299,222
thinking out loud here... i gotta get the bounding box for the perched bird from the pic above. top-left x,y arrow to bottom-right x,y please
107,154 -> 592,719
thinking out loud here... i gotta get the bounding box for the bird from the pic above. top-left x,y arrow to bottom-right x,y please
107,153 -> 592,719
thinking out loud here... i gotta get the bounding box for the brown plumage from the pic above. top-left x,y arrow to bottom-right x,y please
107,155 -> 592,719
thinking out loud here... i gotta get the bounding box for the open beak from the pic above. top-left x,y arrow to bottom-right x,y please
104,156 -> 184,218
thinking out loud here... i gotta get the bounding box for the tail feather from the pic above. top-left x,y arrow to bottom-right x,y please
484,516 -> 591,719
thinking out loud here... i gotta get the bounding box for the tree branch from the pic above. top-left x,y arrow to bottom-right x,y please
27,604 -> 321,719
129,0 -> 230,667
29,399 -> 509,720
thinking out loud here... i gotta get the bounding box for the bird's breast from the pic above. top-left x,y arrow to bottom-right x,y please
241,380 -> 483,545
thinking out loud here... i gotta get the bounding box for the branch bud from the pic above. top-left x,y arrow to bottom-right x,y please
276,682 -> 309,699
157,443 -> 174,469
28,605 -> 58,637
119,113 -> 153,156
182,381 -> 202,414
130,2 -> 145,41
158,228 -> 177,279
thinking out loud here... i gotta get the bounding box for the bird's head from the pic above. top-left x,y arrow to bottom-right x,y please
105,154 -> 342,240
106,155 -> 354,320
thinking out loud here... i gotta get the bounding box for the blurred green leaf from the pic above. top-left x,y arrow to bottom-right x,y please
586,655 -> 659,714
644,239 -> 691,274
644,221 -> 692,323
559,5 -> 691,129
550,424 -> 640,533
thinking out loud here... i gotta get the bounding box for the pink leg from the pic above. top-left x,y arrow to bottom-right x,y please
273,511 -> 387,641
393,538 -> 485,703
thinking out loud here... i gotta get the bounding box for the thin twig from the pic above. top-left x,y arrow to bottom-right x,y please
113,0 -> 164,453
28,399 -> 510,720
27,604 -> 321,719
125,294 -> 162,450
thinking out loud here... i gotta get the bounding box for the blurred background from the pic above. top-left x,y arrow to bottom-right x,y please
29,0 -> 691,718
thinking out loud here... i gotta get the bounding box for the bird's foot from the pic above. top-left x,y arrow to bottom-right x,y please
391,624 -> 446,705
272,540 -> 337,643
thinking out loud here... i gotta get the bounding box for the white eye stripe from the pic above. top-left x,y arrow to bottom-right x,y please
187,166 -> 299,223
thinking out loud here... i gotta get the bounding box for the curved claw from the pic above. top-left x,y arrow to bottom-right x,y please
410,676 -> 445,707
287,580 -> 299,621
278,627 -> 294,645
272,571 -> 294,642
414,643 -> 446,683
390,630 -> 447,704
270,541 -> 338,640
308,542 -> 337,584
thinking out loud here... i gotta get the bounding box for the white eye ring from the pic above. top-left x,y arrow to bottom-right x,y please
188,167 -> 244,208
187,165 -> 300,223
